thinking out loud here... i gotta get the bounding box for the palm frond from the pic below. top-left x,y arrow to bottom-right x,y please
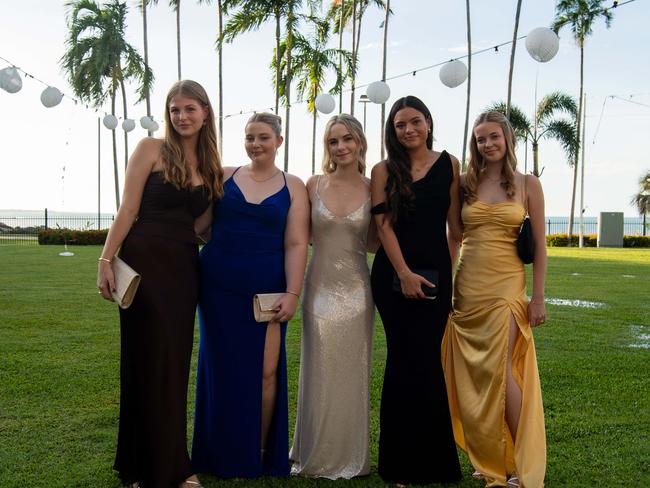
542,119 -> 578,166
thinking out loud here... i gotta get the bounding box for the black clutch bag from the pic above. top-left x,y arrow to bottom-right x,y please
517,216 -> 535,264
392,269 -> 438,299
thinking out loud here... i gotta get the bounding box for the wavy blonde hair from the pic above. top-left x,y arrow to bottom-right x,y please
465,110 -> 518,204
321,114 -> 367,174
161,80 -> 223,200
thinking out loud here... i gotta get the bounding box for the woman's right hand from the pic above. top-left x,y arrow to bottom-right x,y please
399,270 -> 435,299
97,261 -> 116,301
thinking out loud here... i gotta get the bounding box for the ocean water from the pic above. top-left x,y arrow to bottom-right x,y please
0,209 -> 646,234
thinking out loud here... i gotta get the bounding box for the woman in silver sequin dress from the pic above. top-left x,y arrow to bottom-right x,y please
290,114 -> 378,479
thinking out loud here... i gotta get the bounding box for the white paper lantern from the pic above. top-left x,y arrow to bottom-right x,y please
40,86 -> 63,108
314,93 -> 335,114
0,67 -> 23,94
140,116 -> 154,130
122,118 -> 136,132
103,114 -> 118,130
439,60 -> 468,88
525,27 -> 560,63
366,81 -> 390,104
149,120 -> 159,132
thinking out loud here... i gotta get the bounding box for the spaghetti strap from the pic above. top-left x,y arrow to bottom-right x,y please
232,166 -> 243,176
522,174 -> 528,213
281,171 -> 287,184
315,175 -> 322,200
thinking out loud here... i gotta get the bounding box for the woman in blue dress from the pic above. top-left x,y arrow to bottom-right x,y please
192,112 -> 309,478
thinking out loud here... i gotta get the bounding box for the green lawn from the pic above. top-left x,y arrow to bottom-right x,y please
0,246 -> 648,487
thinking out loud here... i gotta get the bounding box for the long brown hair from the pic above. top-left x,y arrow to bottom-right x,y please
322,114 -> 367,174
384,96 -> 434,225
161,80 -> 223,200
465,110 -> 517,204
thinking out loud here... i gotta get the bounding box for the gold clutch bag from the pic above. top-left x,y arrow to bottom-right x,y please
111,256 -> 141,309
253,293 -> 283,322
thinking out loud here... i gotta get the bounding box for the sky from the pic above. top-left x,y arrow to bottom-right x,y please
1,0 -> 649,218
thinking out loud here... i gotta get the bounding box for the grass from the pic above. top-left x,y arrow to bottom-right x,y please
0,245 -> 648,487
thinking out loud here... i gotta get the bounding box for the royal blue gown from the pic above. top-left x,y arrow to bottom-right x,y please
192,168 -> 291,478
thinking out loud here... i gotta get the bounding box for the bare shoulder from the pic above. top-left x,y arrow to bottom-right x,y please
285,172 -> 306,189
222,166 -> 238,180
306,174 -> 319,190
523,172 -> 543,191
370,160 -> 388,178
361,175 -> 371,186
447,153 -> 461,176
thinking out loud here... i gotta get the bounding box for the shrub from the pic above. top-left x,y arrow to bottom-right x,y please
38,228 -> 108,245
623,235 -> 650,247
546,234 -> 650,248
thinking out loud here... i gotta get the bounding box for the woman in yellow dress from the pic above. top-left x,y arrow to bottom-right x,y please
443,111 -> 547,487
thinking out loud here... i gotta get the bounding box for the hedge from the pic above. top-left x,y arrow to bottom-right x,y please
546,234 -> 650,248
38,228 -> 108,245
38,228 -> 650,248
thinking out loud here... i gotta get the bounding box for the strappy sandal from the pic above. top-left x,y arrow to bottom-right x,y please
183,479 -> 204,488
506,474 -> 520,487
472,471 -> 485,480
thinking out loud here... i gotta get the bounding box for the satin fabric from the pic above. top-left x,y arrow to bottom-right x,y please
443,200 -> 546,487
290,176 -> 374,479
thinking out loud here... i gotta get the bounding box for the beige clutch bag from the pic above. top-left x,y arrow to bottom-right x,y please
111,256 -> 141,309
253,293 -> 283,322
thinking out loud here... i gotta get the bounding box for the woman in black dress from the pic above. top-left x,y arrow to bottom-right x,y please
370,95 -> 463,486
97,80 -> 223,488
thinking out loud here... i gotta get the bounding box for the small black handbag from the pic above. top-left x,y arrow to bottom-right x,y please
392,269 -> 438,299
517,176 -> 535,264
517,216 -> 535,264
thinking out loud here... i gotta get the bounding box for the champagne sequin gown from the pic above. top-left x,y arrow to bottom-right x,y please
290,176 -> 374,479
443,200 -> 546,487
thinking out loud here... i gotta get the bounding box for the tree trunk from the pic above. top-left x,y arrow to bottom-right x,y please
311,105 -> 317,175
568,44 -> 584,245
97,117 -> 101,228
275,7 -> 281,114
120,78 -> 129,171
532,141 -> 539,177
461,0 -> 471,170
218,0 -> 224,154
176,1 -> 182,80
283,16 -> 293,172
142,0 -> 152,136
338,0 -> 344,114
380,0 -> 390,160
506,0 -> 522,118
643,213 -> 647,236
111,91 -> 120,210
349,0 -> 357,115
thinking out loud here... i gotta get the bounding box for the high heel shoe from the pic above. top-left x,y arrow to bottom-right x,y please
506,474 -> 520,487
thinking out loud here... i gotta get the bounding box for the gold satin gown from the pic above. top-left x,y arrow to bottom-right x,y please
443,201 -> 546,487
289,177 -> 374,479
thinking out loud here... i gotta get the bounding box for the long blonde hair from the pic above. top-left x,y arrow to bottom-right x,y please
465,110 -> 518,204
322,114 -> 367,174
161,80 -> 223,200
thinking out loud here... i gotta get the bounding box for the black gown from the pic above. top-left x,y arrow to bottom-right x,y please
370,151 -> 461,485
114,171 -> 210,487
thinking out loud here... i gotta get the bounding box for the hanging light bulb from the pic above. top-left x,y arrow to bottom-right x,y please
525,27 -> 560,63
103,114 -> 118,130
314,93 -> 336,114
366,81 -> 390,104
0,66 -> 23,93
439,60 -> 468,88
40,86 -> 64,108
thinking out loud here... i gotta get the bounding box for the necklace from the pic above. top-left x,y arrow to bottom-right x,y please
249,167 -> 280,183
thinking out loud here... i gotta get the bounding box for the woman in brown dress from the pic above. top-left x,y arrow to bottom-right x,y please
97,80 -> 223,488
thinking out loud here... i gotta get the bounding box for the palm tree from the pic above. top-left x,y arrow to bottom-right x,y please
631,171 -> 650,236
379,0 -> 390,160
488,91 -> 578,177
461,0 -> 471,170
62,0 -> 153,209
327,0 -> 386,114
506,0 -> 523,118
197,0 -> 224,153
149,1 -> 183,79
552,0 -> 613,242
139,0 -> 154,136
275,20 -> 350,174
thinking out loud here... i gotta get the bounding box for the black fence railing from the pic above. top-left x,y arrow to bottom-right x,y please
0,210 -> 114,245
0,211 -> 646,245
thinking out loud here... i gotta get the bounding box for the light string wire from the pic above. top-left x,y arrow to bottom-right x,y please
0,0 -> 640,123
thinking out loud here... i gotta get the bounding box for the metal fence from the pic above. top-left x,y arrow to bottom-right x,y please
0,211 -> 646,245
545,217 -> 646,236
0,210 -> 114,245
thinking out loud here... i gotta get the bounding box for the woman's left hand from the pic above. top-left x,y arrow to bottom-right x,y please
271,293 -> 299,323
528,299 -> 547,327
